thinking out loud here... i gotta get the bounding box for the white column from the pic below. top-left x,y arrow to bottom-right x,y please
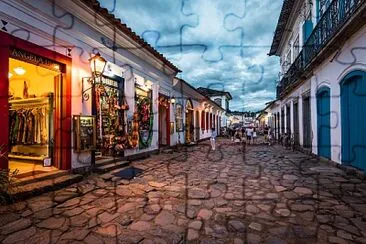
284,106 -> 287,134
310,77 -> 317,155
279,108 -> 282,134
290,100 -> 294,135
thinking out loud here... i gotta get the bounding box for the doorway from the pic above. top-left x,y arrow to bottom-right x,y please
158,95 -> 169,146
293,102 -> 300,145
8,58 -> 62,175
185,100 -> 194,143
341,71 -> 366,171
195,110 -> 200,141
303,95 -> 312,148
317,87 -> 331,159
0,32 -> 72,172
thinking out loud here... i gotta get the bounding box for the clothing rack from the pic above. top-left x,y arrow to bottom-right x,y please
8,95 -> 54,161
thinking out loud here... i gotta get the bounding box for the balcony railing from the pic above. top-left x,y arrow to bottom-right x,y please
277,0 -> 364,98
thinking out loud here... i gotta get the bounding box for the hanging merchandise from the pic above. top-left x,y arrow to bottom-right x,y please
121,96 -> 130,110
95,76 -> 126,157
130,112 -> 139,148
135,88 -> 153,149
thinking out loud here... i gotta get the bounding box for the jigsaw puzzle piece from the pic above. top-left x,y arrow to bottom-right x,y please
181,0 -> 247,62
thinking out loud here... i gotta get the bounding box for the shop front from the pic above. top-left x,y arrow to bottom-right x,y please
185,99 -> 194,144
158,94 -> 170,146
131,78 -> 154,151
93,74 -> 126,160
0,31 -> 72,173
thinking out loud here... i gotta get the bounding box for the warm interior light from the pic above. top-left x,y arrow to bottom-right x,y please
89,52 -> 107,76
8,72 -> 13,78
53,64 -> 60,71
14,67 -> 26,75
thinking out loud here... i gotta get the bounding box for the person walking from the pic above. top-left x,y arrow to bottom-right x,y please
246,127 -> 253,145
210,127 -> 217,150
268,126 -> 272,146
252,127 -> 257,144
264,126 -> 269,142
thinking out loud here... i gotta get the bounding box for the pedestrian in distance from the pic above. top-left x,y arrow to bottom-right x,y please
264,125 -> 269,142
246,126 -> 253,145
252,127 -> 257,144
268,126 -> 272,146
210,127 -> 217,151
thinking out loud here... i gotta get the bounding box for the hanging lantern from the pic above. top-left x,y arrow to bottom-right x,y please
89,52 -> 107,77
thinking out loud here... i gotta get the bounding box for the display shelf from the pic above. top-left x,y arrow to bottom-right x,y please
8,154 -> 48,161
9,96 -> 51,104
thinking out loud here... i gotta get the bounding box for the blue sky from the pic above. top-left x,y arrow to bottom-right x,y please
99,0 -> 282,112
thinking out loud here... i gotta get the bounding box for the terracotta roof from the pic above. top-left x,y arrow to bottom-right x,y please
197,87 -> 233,100
269,0 -> 296,56
80,0 -> 181,73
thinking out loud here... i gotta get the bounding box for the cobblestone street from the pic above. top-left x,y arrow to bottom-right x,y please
1,138 -> 366,244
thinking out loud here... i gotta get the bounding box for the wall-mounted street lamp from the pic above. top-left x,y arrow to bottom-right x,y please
82,52 -> 107,102
169,97 -> 176,105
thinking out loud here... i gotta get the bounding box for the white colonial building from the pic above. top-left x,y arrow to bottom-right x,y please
0,0 -> 180,175
268,0 -> 366,171
197,87 -> 232,128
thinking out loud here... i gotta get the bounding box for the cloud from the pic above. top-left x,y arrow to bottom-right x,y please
99,0 -> 282,111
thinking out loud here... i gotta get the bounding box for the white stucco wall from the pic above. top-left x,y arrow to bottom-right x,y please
270,25 -> 366,165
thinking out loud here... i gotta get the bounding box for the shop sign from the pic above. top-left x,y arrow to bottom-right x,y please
10,48 -> 64,72
100,76 -> 119,88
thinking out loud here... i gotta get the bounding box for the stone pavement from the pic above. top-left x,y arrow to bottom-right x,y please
0,138 -> 366,243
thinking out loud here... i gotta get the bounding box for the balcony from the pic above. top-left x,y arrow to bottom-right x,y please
277,0 -> 365,99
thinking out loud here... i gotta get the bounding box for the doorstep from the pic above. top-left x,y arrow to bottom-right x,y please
8,172 -> 83,202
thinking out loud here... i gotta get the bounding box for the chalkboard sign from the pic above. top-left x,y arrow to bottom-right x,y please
73,115 -> 96,152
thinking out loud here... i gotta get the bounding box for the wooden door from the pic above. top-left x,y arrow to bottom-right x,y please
317,87 -> 331,159
341,71 -> 366,171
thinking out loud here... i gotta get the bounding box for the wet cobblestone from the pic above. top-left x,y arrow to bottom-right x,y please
0,138 -> 366,243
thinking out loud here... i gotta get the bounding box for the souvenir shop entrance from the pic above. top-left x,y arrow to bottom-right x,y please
0,31 -> 72,173
94,75 -> 126,159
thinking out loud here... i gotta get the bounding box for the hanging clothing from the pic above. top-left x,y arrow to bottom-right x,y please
9,107 -> 48,146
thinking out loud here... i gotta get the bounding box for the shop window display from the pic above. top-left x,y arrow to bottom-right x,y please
8,58 -> 61,173
175,104 -> 183,132
135,87 -> 153,149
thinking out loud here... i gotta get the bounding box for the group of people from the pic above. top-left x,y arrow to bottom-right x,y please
229,126 -> 257,144
226,125 -> 273,145
210,125 -> 274,151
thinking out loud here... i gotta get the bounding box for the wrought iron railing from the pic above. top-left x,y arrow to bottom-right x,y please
277,0 -> 364,98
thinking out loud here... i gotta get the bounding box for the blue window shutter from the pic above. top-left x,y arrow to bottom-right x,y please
303,20 -> 313,44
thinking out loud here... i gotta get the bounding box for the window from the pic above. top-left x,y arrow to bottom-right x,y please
225,99 -> 229,110
286,49 -> 292,69
319,0 -> 331,18
214,98 -> 222,106
175,104 -> 183,132
293,36 -> 300,58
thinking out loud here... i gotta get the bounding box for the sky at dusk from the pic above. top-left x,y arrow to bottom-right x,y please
99,0 -> 282,112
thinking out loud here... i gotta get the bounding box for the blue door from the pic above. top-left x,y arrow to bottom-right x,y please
341,71 -> 366,171
317,87 -> 331,159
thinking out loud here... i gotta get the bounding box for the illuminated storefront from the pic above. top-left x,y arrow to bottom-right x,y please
0,31 -> 72,172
